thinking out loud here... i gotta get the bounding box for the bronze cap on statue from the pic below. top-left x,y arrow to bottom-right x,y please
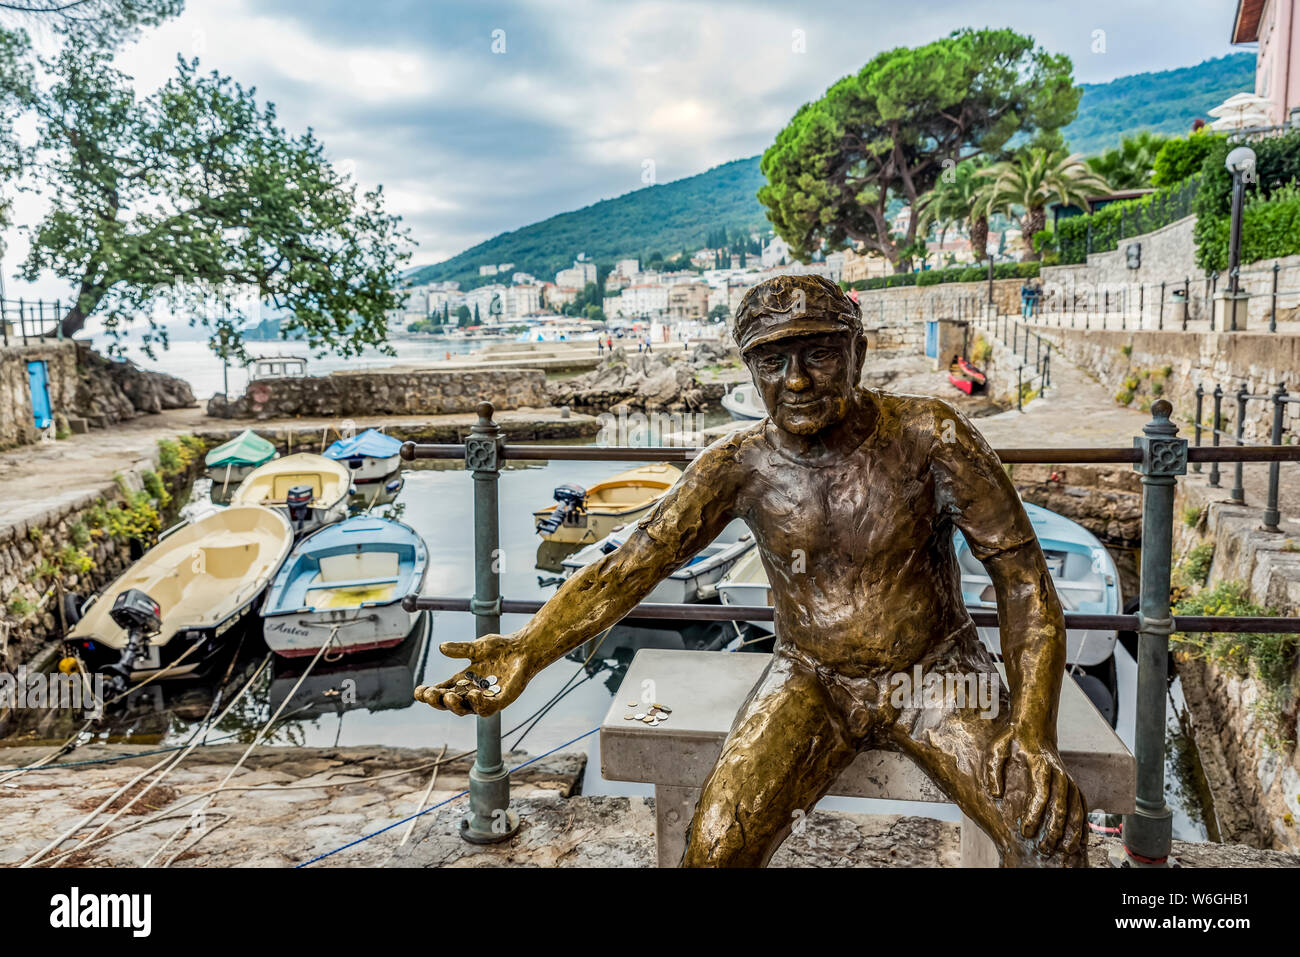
731,274 -> 863,354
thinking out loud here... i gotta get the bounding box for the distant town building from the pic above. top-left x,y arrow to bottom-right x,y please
511,272 -> 537,285
556,259 -> 598,288
544,284 -> 581,309
1232,0 -> 1300,126
503,284 -> 541,320
615,258 -> 641,279
761,235 -> 791,269
841,248 -> 891,283
667,281 -> 710,320
606,283 -> 669,318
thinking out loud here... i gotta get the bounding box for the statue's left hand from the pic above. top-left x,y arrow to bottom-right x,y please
984,726 -> 1086,857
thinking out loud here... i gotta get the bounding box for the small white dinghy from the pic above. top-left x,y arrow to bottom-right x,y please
260,515 -> 428,658
324,428 -> 404,486
231,452 -> 352,537
561,519 -> 755,604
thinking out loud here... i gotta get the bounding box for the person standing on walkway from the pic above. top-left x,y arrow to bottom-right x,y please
645,334 -> 653,354
597,337 -> 604,357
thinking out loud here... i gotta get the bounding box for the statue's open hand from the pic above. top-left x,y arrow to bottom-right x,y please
984,726 -> 1086,857
413,634 -> 530,717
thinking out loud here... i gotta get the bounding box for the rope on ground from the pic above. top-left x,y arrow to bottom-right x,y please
143,634 -> 339,867
24,653 -> 271,868
397,744 -> 447,848
295,726 -> 600,868
49,653 -> 273,868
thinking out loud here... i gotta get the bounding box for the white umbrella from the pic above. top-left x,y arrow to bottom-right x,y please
1209,109 -> 1272,132
1208,92 -> 1273,124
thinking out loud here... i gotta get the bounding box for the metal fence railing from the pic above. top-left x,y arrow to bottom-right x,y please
1009,261 -> 1300,334
1193,382 -> 1298,531
0,297 -> 65,347
399,400 -> 1300,867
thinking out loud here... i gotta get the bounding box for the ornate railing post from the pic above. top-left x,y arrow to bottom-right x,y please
1122,399 -> 1186,867
1263,383 -> 1287,533
1209,386 -> 1223,488
461,401 -> 520,843
1231,384 -> 1248,504
1192,384 -> 1204,473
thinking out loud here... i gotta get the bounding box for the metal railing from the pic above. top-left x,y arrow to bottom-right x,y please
0,297 -> 65,347
1004,261 -> 1300,334
398,399 -> 1300,867
968,310 -> 1053,410
1193,382 -> 1297,531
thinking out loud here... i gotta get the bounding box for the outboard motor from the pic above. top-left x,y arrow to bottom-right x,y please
536,483 -> 587,534
105,588 -> 163,694
286,484 -> 314,528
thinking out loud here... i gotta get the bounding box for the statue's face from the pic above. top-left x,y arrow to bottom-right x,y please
745,331 -> 860,436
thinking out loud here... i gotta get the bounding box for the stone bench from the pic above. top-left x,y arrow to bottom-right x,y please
599,648 -> 1135,867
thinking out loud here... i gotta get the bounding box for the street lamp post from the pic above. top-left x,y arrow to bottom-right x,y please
1223,146 -> 1257,331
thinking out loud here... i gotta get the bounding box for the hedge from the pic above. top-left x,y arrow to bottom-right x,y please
1193,128 -> 1300,271
1052,175 -> 1199,265
1194,181 -> 1300,272
847,261 -> 1039,291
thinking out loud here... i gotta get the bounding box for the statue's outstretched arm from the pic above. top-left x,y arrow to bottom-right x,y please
415,435 -> 743,717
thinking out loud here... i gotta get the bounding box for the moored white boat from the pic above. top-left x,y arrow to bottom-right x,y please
720,382 -> 765,421
260,515 -> 428,658
65,506 -> 294,684
533,463 -> 681,544
205,429 -> 278,503
324,428 -> 404,486
561,519 -> 755,603
231,452 -> 352,536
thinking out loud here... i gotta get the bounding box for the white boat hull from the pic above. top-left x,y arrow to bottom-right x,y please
339,454 -> 402,485
263,600 -> 418,657
721,382 -> 765,421
562,521 -> 754,603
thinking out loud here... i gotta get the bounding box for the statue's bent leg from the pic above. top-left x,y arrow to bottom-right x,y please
680,652 -> 859,867
884,638 -> 1089,867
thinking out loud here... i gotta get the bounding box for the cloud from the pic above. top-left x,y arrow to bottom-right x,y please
6,0 -> 1240,296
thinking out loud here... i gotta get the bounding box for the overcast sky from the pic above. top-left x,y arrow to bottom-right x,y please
6,0 -> 1244,298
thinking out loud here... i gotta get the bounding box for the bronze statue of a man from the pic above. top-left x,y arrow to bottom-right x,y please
416,274 -> 1088,867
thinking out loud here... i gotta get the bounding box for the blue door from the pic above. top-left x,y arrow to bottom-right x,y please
27,361 -> 52,429
924,320 -> 938,359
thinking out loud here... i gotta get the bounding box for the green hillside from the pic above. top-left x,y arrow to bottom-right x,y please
1061,53 -> 1255,154
409,53 -> 1257,287
408,158 -> 769,288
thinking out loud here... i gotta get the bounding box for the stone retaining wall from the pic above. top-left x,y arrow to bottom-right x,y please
1037,327 -> 1300,445
210,368 -> 549,419
0,453 -> 198,676
1173,477 -> 1300,852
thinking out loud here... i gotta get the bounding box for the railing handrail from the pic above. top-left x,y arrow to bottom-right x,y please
402,440 -> 1300,465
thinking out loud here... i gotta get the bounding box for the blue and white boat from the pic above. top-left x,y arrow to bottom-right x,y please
323,428 -> 404,486
260,516 -> 428,658
953,502 -> 1122,670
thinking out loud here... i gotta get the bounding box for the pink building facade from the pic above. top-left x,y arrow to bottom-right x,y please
1233,0 -> 1300,125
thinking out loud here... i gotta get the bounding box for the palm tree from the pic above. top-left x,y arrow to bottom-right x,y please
1085,132 -> 1165,191
916,158 -> 993,265
977,149 -> 1112,261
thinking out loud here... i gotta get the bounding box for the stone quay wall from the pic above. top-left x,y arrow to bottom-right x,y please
0,457 -> 198,680
210,368 -> 549,420
1173,478 -> 1300,852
